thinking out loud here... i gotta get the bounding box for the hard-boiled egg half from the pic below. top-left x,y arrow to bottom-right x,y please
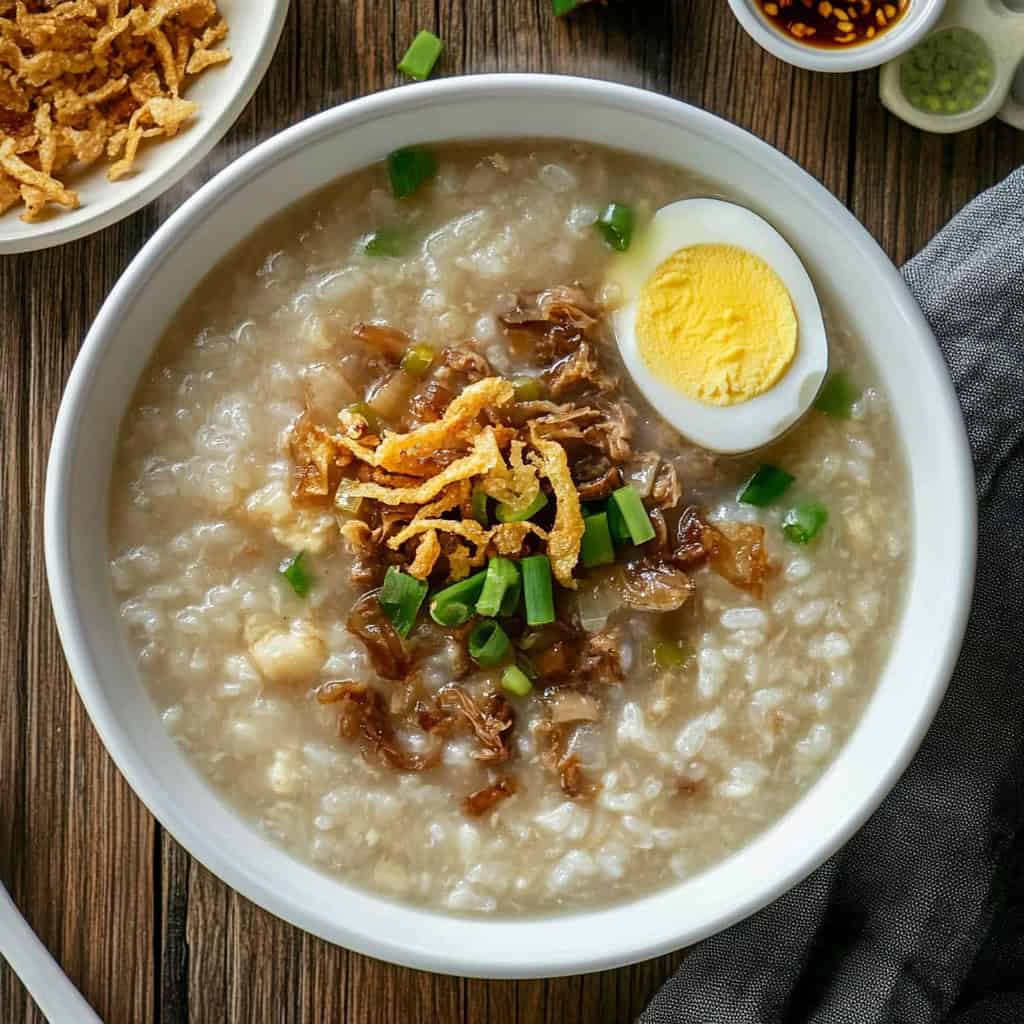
607,199 -> 828,454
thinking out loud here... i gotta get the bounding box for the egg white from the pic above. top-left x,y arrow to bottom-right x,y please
608,198 -> 828,455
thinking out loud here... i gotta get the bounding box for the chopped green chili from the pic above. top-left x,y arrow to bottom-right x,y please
814,371 -> 858,419
495,490 -> 548,524
363,228 -> 409,259
400,342 -> 435,377
521,554 -> 555,626
580,512 -> 615,568
429,570 -> 488,627
739,464 -> 795,507
511,375 -> 544,402
468,619 -> 511,667
610,484 -> 656,545
476,557 -> 519,618
397,30 -> 443,81
387,147 -> 438,199
782,501 -> 829,545
501,664 -> 533,697
378,566 -> 428,637
653,638 -> 692,671
595,202 -> 635,252
279,552 -> 313,597
471,486 -> 490,527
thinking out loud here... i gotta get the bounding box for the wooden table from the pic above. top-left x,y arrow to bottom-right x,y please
2,3 -> 1020,1021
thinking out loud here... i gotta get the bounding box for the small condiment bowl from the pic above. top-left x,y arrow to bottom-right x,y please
880,1 -> 1024,132
727,0 -> 947,72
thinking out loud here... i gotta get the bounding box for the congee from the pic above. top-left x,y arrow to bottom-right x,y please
109,141 -> 908,913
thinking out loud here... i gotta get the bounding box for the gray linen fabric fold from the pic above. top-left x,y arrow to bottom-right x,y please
641,169 -> 1024,1024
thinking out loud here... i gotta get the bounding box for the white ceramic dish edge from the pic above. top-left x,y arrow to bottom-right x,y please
0,0 -> 290,255
44,75 -> 976,979
727,0 -> 947,72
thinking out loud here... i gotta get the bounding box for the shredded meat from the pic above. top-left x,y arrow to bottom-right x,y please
546,342 -> 616,399
622,561 -> 694,612
408,378 -> 454,424
346,590 -> 410,679
317,681 -> 440,772
577,626 -> 624,683
673,505 -> 717,568
572,454 -> 621,501
559,755 -> 598,800
650,460 -> 681,511
352,321 -> 411,361
501,285 -> 599,334
582,399 -> 634,462
461,777 -> 517,817
442,344 -> 492,382
438,687 -> 515,763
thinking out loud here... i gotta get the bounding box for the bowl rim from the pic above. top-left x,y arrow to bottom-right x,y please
0,0 -> 291,255
44,73 -> 976,978
726,0 -> 947,72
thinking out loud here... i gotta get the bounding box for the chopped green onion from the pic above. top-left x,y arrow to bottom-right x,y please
653,639 -> 692,671
468,619 -> 511,667
596,203 -> 635,252
814,371 -> 857,419
387,147 -> 438,199
522,555 -> 555,626
495,490 -> 548,524
782,501 -> 829,545
397,30 -> 443,81
279,552 -> 313,597
512,375 -> 544,402
345,401 -> 381,433
580,512 -> 615,568
471,486 -> 490,527
400,342 -> 435,377
476,557 -> 519,618
739,464 -> 795,507
429,570 -> 488,627
363,228 -> 409,258
499,570 -> 522,617
378,566 -> 428,638
501,665 -> 533,697
606,498 -> 631,545
610,485 -> 656,545
552,0 -> 584,15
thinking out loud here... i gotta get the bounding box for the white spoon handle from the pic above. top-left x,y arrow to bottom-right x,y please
0,883 -> 102,1024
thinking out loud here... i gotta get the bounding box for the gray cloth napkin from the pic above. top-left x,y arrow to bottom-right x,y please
641,169 -> 1024,1024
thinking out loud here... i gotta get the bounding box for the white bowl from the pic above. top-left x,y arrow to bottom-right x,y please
0,0 -> 290,255
45,75 -> 975,978
727,0 -> 947,72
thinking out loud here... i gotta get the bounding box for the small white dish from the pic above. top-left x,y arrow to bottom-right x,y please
45,75 -> 975,979
0,0 -> 290,256
727,0 -> 947,72
880,1 -> 1024,132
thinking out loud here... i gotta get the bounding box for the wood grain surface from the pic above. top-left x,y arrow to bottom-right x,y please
2,3 -> 1022,1022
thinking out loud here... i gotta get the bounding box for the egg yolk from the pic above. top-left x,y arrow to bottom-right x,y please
635,243 -> 798,406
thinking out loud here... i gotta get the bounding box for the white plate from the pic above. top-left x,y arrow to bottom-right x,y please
0,0 -> 289,255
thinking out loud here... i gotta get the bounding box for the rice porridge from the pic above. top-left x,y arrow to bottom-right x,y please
109,141 -> 908,914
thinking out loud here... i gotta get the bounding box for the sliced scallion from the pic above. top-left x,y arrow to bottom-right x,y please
814,371 -> 857,419
606,497 -> 631,544
471,486 -> 490,527
345,401 -> 381,433
552,0 -> 584,16
499,570 -> 522,617
397,30 -> 443,81
378,566 -> 428,638
363,228 -> 409,258
782,501 -> 829,545
429,570 -> 488,627
739,464 -> 795,507
495,490 -> 548,524
279,551 -> 312,597
476,557 -> 519,618
596,202 -> 635,252
580,512 -> 615,568
611,484 -> 656,545
522,554 -> 555,626
501,664 -> 533,697
387,147 -> 438,199
512,375 -> 543,402
468,619 -> 511,667
653,638 -> 692,671
400,342 -> 435,377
